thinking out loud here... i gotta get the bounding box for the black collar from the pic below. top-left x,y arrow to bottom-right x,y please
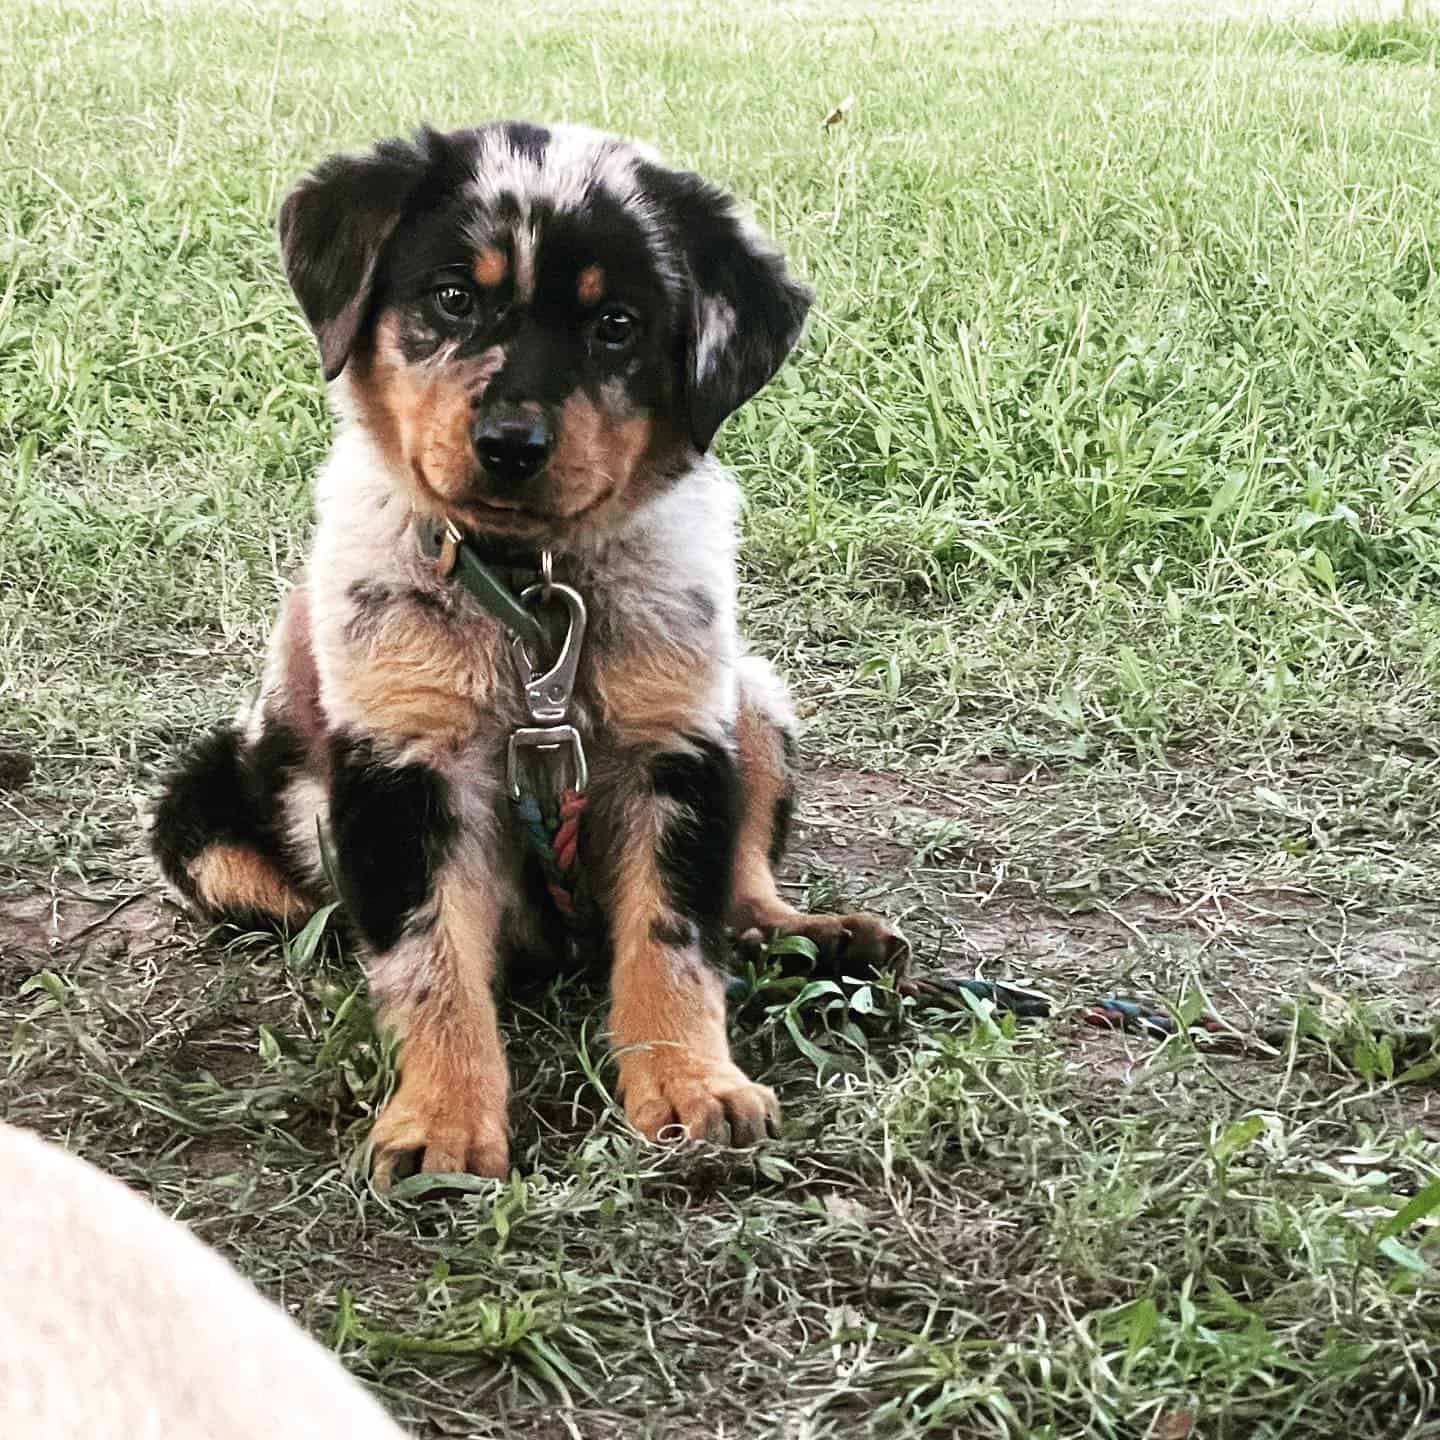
413,514 -> 541,571
412,514 -> 549,654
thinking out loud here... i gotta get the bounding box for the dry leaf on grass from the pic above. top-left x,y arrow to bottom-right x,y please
1153,1412 -> 1195,1440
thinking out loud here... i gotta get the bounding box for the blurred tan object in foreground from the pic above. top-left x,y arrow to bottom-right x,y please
0,1122 -> 407,1439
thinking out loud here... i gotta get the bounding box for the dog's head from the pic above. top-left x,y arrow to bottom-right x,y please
278,123 -> 811,540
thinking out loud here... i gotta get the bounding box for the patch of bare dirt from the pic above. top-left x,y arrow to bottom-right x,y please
0,891 -> 178,993
792,764 -> 1440,1029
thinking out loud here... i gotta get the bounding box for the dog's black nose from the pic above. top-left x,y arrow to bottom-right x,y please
473,410 -> 552,487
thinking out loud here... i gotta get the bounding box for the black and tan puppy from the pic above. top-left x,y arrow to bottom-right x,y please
152,122 -> 905,1186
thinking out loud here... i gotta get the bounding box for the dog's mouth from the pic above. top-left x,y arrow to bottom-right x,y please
459,486 -> 615,531
407,455 -> 617,540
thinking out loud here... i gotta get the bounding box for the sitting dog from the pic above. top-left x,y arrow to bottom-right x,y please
151,122 -> 905,1186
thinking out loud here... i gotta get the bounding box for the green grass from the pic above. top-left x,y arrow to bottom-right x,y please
4,0 -> 1440,1435
1290,10 -> 1440,61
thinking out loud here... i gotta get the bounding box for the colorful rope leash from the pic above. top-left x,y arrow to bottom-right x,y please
909,975 -> 1224,1034
516,787 -> 588,918
1081,994 -> 1225,1036
886,973 -> 1227,1037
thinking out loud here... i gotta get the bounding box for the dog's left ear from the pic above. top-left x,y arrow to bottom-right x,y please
644,166 -> 813,452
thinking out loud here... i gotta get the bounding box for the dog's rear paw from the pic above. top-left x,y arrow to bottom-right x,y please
620,1051 -> 780,1148
368,1081 -> 509,1191
736,910 -> 908,979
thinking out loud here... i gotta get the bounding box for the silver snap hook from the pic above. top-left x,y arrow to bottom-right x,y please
509,581 -> 587,725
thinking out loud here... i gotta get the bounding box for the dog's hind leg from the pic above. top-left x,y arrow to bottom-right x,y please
150,586 -> 324,929
150,723 -> 319,927
730,656 -> 907,975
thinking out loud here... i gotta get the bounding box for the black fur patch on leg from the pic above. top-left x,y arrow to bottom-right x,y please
684,587 -> 716,629
768,792 -> 795,869
767,725 -> 799,867
780,728 -> 799,768
328,733 -> 458,952
652,737 -> 741,958
151,722 -> 307,908
650,916 -> 698,947
343,579 -> 396,643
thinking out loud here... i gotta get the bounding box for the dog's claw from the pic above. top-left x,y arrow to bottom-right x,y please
621,1056 -> 780,1150
736,911 -> 908,981
368,1083 -> 509,1193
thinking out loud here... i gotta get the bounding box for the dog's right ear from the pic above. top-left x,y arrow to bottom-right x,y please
277,133 -> 439,381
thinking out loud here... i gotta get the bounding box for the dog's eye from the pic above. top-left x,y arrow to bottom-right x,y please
432,284 -> 476,321
593,307 -> 638,351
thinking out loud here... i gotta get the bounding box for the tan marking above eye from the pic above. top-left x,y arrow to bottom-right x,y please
577,264 -> 605,306
473,246 -> 508,288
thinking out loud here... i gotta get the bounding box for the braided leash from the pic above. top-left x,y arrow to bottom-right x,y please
896,974 -> 1229,1037
1081,994 -> 1225,1036
516,787 -> 588,918
739,962 -> 1230,1036
746,961 -> 1438,1069
935,980 -> 1435,1062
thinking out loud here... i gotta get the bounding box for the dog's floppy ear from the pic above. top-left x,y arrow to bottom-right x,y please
645,167 -> 813,452
277,132 -> 440,381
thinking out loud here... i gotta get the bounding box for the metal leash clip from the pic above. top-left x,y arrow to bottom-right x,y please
506,551 -> 589,800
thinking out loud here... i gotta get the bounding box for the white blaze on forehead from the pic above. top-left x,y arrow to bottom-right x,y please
512,220 -> 538,303
463,124 -> 677,295
693,295 -> 737,382
467,124 -> 645,220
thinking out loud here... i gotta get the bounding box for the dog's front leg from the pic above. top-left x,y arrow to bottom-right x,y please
601,734 -> 779,1147
328,735 -> 509,1186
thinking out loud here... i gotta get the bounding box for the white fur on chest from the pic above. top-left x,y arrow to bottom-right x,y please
304,427 -> 742,755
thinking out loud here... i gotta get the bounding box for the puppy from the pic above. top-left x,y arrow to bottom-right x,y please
151,122 -> 905,1186
1,1123 -> 407,1438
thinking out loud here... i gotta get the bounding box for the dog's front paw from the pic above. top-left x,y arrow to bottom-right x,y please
737,910 -> 909,979
619,1049 -> 780,1148
369,1073 -> 509,1191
